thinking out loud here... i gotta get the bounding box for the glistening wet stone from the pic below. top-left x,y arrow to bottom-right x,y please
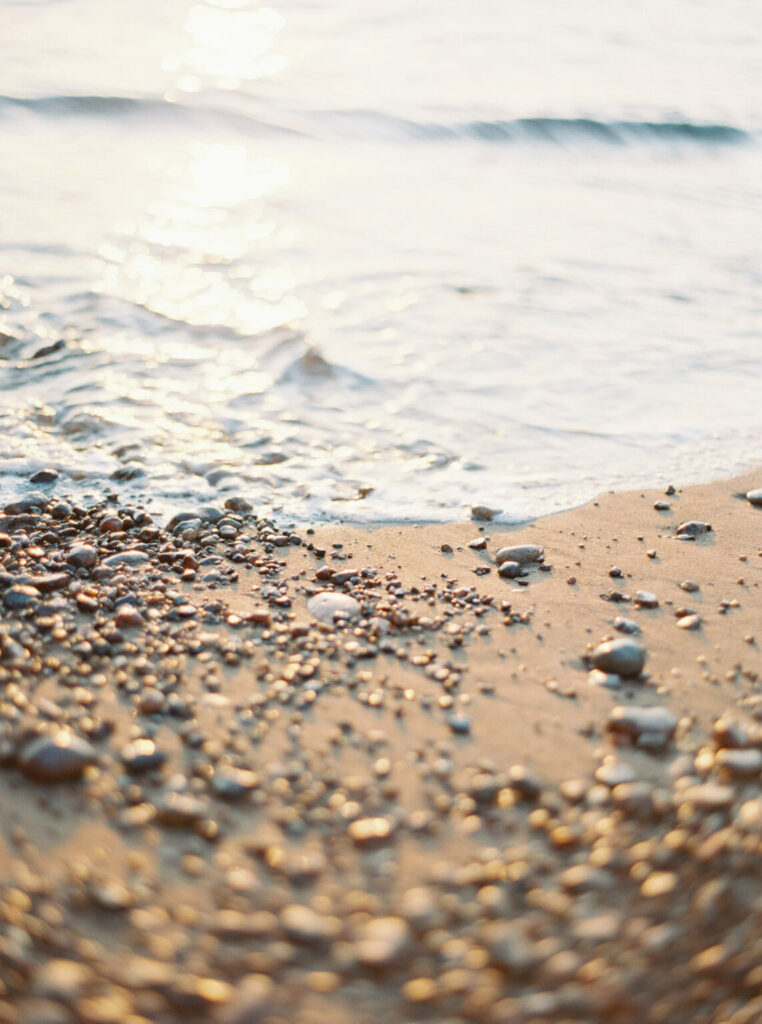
307,591 -> 361,623
18,732 -> 96,782
591,638 -> 646,678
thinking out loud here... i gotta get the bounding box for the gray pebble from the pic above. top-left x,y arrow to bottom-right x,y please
29,469 -> 59,484
613,616 -> 640,635
676,520 -> 712,537
354,916 -> 410,966
498,560 -> 521,579
103,549 -> 150,568
745,488 -> 762,508
592,639 -> 646,678
635,591 -> 659,608
121,738 -> 167,774
4,491 -> 50,514
588,669 -> 621,689
4,585 -> 40,610
66,544 -> 97,569
608,705 -> 678,738
495,544 -> 544,566
18,731 -> 96,782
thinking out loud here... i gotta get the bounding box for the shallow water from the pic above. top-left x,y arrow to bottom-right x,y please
1,0 -> 761,521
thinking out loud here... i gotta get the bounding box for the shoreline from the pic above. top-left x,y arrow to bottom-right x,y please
1,468 -> 761,1023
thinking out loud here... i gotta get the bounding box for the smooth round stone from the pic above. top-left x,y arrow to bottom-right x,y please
66,544 -> 97,569
495,544 -> 544,566
281,905 -> 338,944
103,549 -> 149,568
30,468 -> 59,484
498,560 -> 521,579
354,916 -> 410,966
218,975 -> 272,1024
736,798 -> 762,833
635,591 -> 659,608
595,760 -> 636,787
307,591 -> 360,624
121,738 -> 166,774
745,488 -> 762,507
676,520 -> 712,537
157,792 -> 208,826
447,713 -> 471,734
4,585 -> 40,610
18,731 -> 96,782
224,496 -> 253,512
348,816 -> 395,845
677,614 -> 701,630
592,639 -> 646,678
608,705 -> 678,738
680,580 -> 700,593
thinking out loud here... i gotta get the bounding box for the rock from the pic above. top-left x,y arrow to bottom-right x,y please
115,606 -> 144,629
4,585 -> 41,610
588,669 -> 621,689
635,591 -> 659,608
447,713 -> 471,734
613,616 -> 640,634
507,764 -> 542,799
591,639 -> 646,678
121,739 -> 166,774
471,506 -> 500,521
67,544 -> 97,569
677,614 -> 701,630
678,784 -> 735,811
680,580 -> 700,592
4,491 -> 50,514
30,469 -> 59,484
745,488 -> 762,508
157,792 -> 208,827
224,496 -> 253,513
495,544 -> 544,565
354,916 -> 410,966
347,817 -> 395,845
468,537 -> 487,550
714,748 -> 762,778
595,760 -> 636,787
307,592 -> 360,624
31,573 -> 69,594
482,921 -> 540,974
653,500 -> 671,510
103,549 -> 150,568
676,521 -> 712,537
608,705 -> 678,739
212,766 -> 259,798
498,560 -> 521,579
18,731 -> 96,782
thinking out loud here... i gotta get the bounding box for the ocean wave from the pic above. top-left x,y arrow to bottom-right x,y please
1,92 -> 753,149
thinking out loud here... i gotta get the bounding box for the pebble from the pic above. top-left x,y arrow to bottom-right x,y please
157,792 -> 208,827
120,738 -> 167,774
471,505 -> 499,521
745,488 -> 762,507
495,544 -> 544,565
635,590 -> 659,608
497,560 -> 521,579
677,784 -> 735,811
307,591 -> 361,624
653,500 -> 671,511
447,713 -> 471,734
714,748 -> 762,778
4,491 -> 50,514
613,616 -> 640,634
468,537 -> 487,550
595,760 -> 636,787
354,916 -> 410,966
4,584 -> 41,610
29,468 -> 59,484
676,520 -> 712,537
591,638 -> 646,678
218,975 -> 272,1024
608,705 -> 678,739
588,669 -> 621,689
66,544 -> 98,568
212,766 -> 259,798
677,613 -> 701,630
281,905 -> 339,944
680,580 -> 700,592
18,731 -> 96,782
348,817 -> 395,845
102,549 -> 150,568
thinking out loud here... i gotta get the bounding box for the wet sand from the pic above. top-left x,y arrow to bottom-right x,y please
1,471 -> 761,1024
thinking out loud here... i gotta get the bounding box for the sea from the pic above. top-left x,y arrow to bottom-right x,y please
1,0 -> 760,523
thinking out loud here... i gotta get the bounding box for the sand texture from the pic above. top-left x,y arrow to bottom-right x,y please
1,472 -> 762,1024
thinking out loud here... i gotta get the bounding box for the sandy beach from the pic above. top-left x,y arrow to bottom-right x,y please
1,470 -> 762,1024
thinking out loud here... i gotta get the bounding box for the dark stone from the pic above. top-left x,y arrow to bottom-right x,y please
18,732 -> 96,782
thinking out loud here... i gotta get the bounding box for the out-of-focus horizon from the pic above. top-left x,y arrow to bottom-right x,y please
1,0 -> 760,521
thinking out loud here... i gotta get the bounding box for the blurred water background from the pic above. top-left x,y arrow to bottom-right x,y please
1,0 -> 760,521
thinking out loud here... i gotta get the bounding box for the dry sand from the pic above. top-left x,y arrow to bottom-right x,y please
1,471 -> 761,1024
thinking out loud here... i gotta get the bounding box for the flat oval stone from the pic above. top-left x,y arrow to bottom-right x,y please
495,544 -> 544,565
103,549 -> 150,568
212,766 -> 260,798
3,491 -> 50,514
18,731 -> 96,782
613,616 -> 641,634
497,560 -> 521,579
745,488 -> 762,507
608,705 -> 678,738
678,783 -> 734,810
676,520 -> 711,537
592,639 -> 646,678
307,591 -> 360,624
677,614 -> 701,630
595,760 -> 636,787
714,748 -> 762,778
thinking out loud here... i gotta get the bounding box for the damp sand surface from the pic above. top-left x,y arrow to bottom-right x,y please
1,472 -> 762,1024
